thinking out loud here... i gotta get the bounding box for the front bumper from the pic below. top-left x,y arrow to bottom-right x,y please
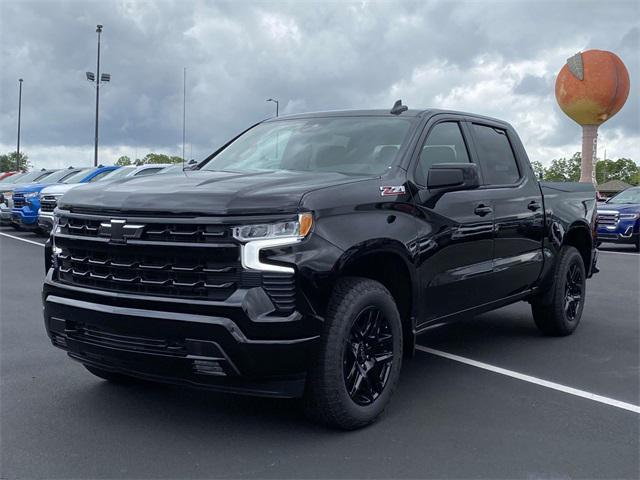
38,212 -> 54,232
43,271 -> 321,398
0,204 -> 11,225
11,205 -> 39,227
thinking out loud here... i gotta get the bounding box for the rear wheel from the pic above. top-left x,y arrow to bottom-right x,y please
304,277 -> 403,430
531,246 -> 586,336
84,365 -> 137,384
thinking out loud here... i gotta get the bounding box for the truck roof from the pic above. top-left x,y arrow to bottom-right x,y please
266,108 -> 512,128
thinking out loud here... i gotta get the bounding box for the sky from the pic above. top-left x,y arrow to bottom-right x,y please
0,0 -> 638,170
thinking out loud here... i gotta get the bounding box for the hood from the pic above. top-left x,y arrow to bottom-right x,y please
13,183 -> 48,194
598,203 -> 640,214
59,169 -> 372,215
40,183 -> 78,195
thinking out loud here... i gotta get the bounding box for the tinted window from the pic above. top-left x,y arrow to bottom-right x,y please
416,122 -> 470,185
472,124 -> 520,185
201,117 -> 414,175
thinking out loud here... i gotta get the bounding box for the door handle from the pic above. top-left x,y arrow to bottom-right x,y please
528,201 -> 542,211
474,204 -> 493,217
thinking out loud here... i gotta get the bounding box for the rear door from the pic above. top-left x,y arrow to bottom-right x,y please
467,121 -> 545,298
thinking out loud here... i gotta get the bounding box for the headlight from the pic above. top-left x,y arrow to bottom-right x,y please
24,192 -> 39,199
233,213 -> 313,242
234,213 -> 313,273
2,192 -> 12,199
620,213 -> 639,220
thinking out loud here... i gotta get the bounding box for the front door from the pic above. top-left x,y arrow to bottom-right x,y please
411,119 -> 496,325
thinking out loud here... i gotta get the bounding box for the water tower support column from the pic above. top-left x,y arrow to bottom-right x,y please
580,124 -> 598,183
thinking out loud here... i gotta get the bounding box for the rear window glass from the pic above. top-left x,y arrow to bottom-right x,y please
472,124 -> 520,185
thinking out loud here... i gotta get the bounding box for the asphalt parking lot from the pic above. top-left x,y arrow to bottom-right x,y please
1,227 -> 638,479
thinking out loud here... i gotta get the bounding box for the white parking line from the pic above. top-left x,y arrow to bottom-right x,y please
597,250 -> 639,257
0,231 -> 46,247
416,345 -> 640,414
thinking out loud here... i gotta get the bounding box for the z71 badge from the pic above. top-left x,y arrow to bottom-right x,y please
379,185 -> 406,196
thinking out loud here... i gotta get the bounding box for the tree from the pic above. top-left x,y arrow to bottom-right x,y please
140,153 -> 183,165
530,161 -> 545,180
595,158 -> 639,185
0,151 -> 30,172
544,152 -> 581,182
115,155 -> 132,166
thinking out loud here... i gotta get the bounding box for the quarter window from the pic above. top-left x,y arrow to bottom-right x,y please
472,124 -> 520,185
416,122 -> 470,185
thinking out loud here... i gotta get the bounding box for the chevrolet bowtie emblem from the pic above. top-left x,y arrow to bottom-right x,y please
99,219 -> 145,243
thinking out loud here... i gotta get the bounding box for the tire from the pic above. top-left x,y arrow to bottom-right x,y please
10,223 -> 20,230
304,277 -> 403,430
84,365 -> 137,384
531,246 -> 586,336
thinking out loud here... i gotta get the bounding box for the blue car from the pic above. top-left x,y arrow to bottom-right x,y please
597,186 -> 640,251
11,166 -> 119,231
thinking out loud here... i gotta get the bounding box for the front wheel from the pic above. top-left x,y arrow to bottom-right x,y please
531,246 -> 586,336
304,277 -> 403,430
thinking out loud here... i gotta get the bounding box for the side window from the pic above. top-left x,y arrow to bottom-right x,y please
471,124 -> 520,185
88,170 -> 112,182
416,122 -> 470,185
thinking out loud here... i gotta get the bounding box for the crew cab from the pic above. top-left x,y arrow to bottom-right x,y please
597,186 -> 640,251
43,105 -> 598,429
37,166 -> 119,233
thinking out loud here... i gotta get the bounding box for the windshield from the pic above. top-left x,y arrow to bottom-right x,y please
0,173 -> 25,184
62,168 -> 93,184
10,170 -> 55,184
607,187 -> 640,204
201,117 -> 414,175
101,166 -> 135,181
40,169 -> 81,184
158,165 -> 184,175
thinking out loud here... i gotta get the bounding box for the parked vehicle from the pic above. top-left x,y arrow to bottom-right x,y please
43,106 -> 598,429
37,166 -> 120,234
11,167 -> 83,230
597,186 -> 640,251
1,169 -> 58,226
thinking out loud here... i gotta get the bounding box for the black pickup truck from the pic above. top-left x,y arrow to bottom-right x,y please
43,104 -> 598,429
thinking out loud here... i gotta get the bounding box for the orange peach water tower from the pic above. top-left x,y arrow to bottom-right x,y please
555,49 -> 630,184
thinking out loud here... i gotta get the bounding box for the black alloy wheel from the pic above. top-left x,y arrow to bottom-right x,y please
343,306 -> 394,406
564,262 -> 583,322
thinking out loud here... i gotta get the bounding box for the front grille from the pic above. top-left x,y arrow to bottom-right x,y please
597,212 -> 618,227
40,195 -> 59,213
13,194 -> 25,208
58,217 -> 229,243
56,244 -> 243,300
53,212 -> 297,312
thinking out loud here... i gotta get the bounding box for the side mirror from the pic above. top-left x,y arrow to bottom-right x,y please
427,163 -> 480,193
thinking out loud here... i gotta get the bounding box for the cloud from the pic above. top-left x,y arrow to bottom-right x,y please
0,0 -> 638,169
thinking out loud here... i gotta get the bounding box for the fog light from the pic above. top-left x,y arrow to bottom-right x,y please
192,359 -> 225,376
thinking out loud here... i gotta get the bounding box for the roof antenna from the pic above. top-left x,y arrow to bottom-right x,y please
390,99 -> 408,115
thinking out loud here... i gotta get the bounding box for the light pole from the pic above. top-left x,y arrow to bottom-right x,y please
16,78 -> 23,171
266,98 -> 279,117
86,25 -> 111,166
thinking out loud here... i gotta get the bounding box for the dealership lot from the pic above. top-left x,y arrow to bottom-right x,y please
1,228 -> 638,479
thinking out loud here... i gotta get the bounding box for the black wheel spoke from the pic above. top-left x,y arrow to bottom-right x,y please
343,306 -> 395,406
